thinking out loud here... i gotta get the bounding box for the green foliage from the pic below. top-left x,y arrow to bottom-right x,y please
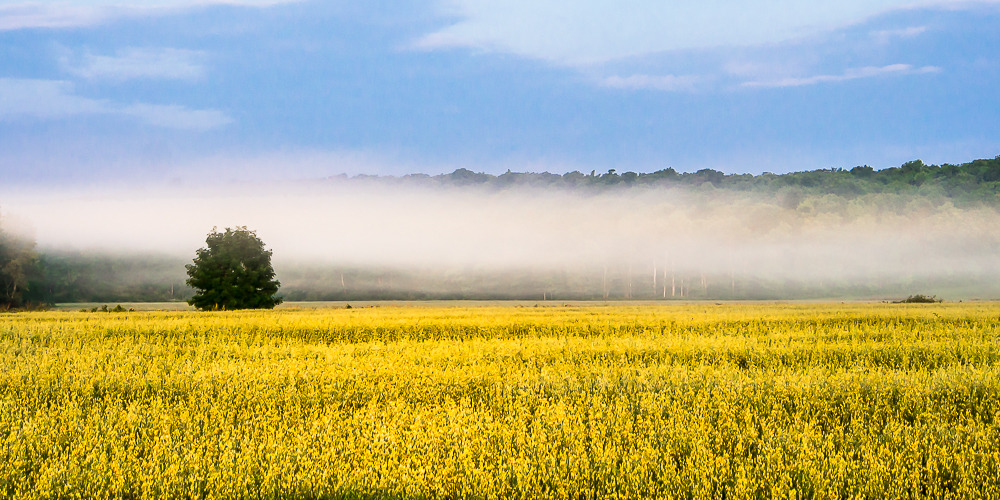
81,304 -> 132,313
896,294 -> 943,304
185,226 -> 282,311
373,155 -> 1000,206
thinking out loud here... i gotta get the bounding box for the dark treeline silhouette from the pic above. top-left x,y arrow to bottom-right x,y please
24,251 -> 192,305
0,217 -> 36,309
275,265 -> 996,302
349,156 -> 1000,206
15,256 -> 998,305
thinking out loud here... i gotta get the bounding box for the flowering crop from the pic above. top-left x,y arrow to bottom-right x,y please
1,303 -> 998,498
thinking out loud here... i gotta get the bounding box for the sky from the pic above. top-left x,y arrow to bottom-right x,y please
1,0 -> 999,185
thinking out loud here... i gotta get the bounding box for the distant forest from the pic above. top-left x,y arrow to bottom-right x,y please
2,155 -> 999,307
378,156 -> 1000,207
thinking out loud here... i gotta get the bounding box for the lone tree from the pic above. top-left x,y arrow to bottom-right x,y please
185,226 -> 282,310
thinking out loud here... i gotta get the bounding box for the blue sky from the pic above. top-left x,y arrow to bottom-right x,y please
1,0 -> 999,184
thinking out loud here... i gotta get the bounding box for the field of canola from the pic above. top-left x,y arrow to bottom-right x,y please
1,302 -> 999,499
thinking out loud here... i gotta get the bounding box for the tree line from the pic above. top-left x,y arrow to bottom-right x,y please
370,156 -> 1000,206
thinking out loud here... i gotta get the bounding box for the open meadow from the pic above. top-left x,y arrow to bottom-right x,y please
2,303 -> 999,499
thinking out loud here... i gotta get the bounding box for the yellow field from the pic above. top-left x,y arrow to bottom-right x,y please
1,303 -> 999,499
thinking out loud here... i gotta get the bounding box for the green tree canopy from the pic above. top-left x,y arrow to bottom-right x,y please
185,226 -> 282,310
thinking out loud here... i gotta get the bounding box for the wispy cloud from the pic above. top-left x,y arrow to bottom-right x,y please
599,74 -> 704,92
416,1 -> 1000,65
0,78 -> 230,130
740,64 -> 941,88
0,5 -> 105,30
61,48 -> 207,81
0,1 -> 299,30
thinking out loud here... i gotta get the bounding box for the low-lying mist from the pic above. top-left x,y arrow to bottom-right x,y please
4,178 -> 1000,300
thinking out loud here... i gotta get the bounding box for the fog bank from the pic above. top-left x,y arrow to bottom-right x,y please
4,180 -> 999,299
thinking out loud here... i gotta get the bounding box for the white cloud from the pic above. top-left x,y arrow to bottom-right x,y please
0,5 -> 106,30
0,78 -> 230,130
416,0 -> 1000,65
62,48 -> 207,81
740,63 -> 941,88
0,1 -> 299,30
600,74 -> 704,92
